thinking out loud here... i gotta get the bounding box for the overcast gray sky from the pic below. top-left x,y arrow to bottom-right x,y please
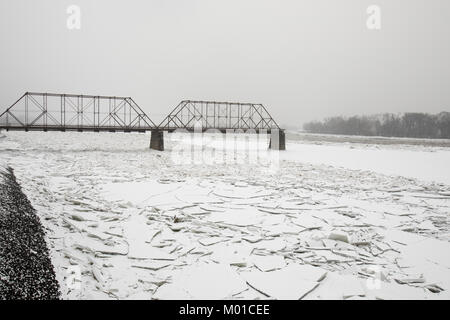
1,0 -> 449,127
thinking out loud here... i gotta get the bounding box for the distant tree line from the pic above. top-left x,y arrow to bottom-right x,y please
303,112 -> 450,139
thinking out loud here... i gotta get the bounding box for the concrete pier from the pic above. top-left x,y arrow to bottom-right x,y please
150,130 -> 164,151
269,130 -> 286,150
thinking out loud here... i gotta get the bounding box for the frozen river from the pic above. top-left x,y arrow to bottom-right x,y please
1,131 -> 449,300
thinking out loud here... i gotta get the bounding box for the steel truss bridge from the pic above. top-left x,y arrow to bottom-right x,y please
0,92 -> 285,150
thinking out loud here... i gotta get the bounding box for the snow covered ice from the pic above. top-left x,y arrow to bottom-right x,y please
0,131 -> 450,300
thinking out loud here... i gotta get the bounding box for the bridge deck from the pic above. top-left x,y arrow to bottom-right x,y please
0,125 -> 281,134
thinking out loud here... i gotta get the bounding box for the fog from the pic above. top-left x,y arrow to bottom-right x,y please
1,0 -> 449,127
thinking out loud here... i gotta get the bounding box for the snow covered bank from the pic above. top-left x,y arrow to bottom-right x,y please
283,141 -> 450,185
0,166 -> 60,299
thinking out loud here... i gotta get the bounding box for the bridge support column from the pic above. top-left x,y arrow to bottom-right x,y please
269,130 -> 286,150
150,130 -> 164,151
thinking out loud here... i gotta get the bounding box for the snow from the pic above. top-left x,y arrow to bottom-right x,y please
154,262 -> 248,300
0,131 -> 450,300
283,141 -> 450,185
241,264 -> 327,300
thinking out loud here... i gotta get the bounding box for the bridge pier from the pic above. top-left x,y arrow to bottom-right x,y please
269,130 -> 286,150
150,130 -> 164,151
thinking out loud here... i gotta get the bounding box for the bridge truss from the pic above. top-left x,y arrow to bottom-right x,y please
158,100 -> 280,132
0,93 -> 285,150
0,92 -> 155,132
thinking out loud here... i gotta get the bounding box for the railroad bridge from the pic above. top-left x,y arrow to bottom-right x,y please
0,92 -> 286,151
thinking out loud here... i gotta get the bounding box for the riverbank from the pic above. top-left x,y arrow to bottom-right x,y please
0,166 -> 60,299
288,132 -> 450,148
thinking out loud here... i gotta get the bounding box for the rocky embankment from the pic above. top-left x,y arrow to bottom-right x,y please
0,166 -> 60,299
